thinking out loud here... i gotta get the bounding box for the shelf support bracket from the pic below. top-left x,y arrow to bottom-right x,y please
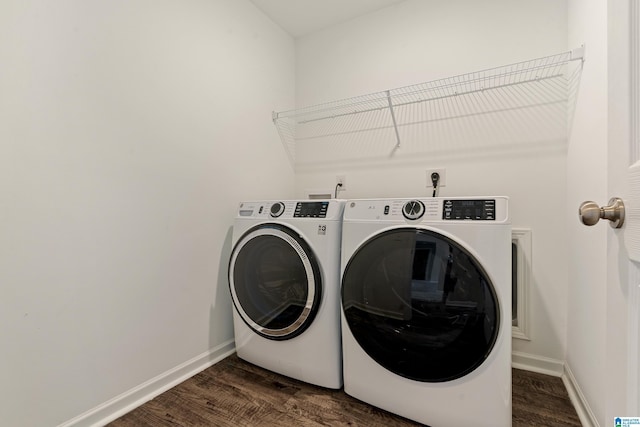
386,90 -> 401,148
272,110 -> 295,168
570,45 -> 585,63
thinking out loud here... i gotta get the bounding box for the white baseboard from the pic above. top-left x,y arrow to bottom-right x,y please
562,363 -> 600,427
58,339 -> 236,427
512,353 -> 599,427
511,351 -> 564,377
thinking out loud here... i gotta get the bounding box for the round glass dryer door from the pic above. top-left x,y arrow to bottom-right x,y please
229,224 -> 322,340
342,228 -> 500,382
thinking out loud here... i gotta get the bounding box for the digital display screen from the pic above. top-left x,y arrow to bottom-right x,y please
294,202 -> 329,218
443,199 -> 495,220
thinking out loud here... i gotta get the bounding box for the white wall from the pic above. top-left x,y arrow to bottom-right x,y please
0,1 -> 294,426
566,0 -> 608,424
294,0 -> 570,366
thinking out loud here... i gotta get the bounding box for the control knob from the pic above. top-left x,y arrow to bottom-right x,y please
402,200 -> 425,220
270,202 -> 285,218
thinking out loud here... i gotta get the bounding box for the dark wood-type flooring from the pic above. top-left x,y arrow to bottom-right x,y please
109,353 -> 581,427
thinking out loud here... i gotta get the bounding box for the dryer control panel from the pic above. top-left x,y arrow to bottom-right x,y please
443,199 -> 495,220
343,197 -> 509,223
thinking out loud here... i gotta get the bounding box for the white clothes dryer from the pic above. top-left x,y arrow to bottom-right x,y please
340,197 -> 511,427
228,199 -> 344,389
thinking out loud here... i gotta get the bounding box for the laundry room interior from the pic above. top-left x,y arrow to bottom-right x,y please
2,0 -> 635,427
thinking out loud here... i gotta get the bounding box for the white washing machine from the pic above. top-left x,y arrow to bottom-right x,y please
340,197 -> 511,427
228,199 -> 344,389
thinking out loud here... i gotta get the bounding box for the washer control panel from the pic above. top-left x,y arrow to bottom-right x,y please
443,199 -> 495,220
237,200 -> 343,221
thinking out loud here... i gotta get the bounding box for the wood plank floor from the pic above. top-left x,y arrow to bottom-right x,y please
109,353 -> 582,427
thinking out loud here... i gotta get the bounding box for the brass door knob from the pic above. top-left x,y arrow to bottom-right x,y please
579,197 -> 625,228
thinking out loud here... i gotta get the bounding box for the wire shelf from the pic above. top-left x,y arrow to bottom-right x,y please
273,47 -> 584,167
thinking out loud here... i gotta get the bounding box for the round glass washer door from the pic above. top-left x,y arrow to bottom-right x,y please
341,227 -> 500,382
229,224 -> 322,340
